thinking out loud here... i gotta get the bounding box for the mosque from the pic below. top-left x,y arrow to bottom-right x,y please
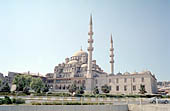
46,15 -> 158,94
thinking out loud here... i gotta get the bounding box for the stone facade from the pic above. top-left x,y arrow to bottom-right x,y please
107,71 -> 157,94
48,49 -> 106,92
46,15 -> 158,94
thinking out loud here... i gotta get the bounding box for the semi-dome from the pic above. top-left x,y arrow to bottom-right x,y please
117,72 -> 122,75
72,49 -> 88,57
67,60 -> 78,64
123,72 -> 130,75
81,64 -> 87,68
132,72 -> 138,74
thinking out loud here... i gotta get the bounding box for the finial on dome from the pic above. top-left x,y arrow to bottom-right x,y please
80,46 -> 82,51
90,14 -> 93,25
111,34 -> 113,43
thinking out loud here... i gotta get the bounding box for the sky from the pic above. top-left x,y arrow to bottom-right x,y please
0,0 -> 169,81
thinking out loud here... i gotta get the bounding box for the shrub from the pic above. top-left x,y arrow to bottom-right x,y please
0,92 -> 9,96
42,102 -> 62,105
31,102 -> 42,105
101,85 -> 111,93
17,92 -> 28,96
93,87 -> 99,95
75,86 -> 84,95
31,101 -> 105,105
65,102 -> 81,105
34,92 -> 72,97
162,95 -> 170,98
12,98 -> 16,104
74,94 -> 83,97
0,98 -> 4,105
3,96 -> 12,104
68,84 -> 77,94
15,98 -> 25,104
83,94 -> 95,97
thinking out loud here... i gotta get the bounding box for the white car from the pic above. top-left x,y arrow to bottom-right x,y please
150,97 -> 169,104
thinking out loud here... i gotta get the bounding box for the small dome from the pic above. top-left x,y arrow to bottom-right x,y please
72,49 -> 88,57
67,60 -> 78,64
81,64 -> 87,67
124,72 -> 130,75
132,72 -> 138,74
117,72 -> 122,75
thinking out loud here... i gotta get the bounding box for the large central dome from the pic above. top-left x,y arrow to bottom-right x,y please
72,49 -> 88,57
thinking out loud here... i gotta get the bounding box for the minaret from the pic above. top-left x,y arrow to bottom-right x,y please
87,14 -> 94,78
110,34 -> 114,74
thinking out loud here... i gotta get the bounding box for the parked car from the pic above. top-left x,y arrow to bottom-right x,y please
150,97 -> 169,104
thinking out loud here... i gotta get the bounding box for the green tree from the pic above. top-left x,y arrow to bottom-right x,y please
3,96 -> 12,104
30,78 -> 44,93
23,86 -> 30,95
68,84 -> 77,94
0,80 -> 2,87
139,85 -> 147,94
1,83 -> 10,92
93,87 -> 99,95
75,86 -> 84,94
42,83 -> 49,93
101,84 -> 110,93
13,75 -> 32,91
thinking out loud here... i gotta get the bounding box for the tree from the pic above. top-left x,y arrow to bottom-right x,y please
139,85 -> 147,94
101,84 -> 110,93
68,84 -> 77,94
23,87 -> 30,95
42,83 -> 49,93
93,87 -> 99,95
30,78 -> 44,93
13,75 -> 32,91
79,86 -> 84,94
0,80 -> 2,87
75,86 -> 84,94
3,96 -> 12,104
1,83 -> 10,92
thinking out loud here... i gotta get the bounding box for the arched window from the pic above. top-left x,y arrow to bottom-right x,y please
55,85 -> 58,89
74,80 -> 77,84
59,85 -> 62,89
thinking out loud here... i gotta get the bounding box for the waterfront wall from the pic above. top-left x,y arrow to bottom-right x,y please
0,105 -> 128,111
1,104 -> 170,111
128,104 -> 170,111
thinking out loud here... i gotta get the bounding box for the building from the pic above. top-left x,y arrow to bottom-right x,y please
7,71 -> 47,88
107,71 -> 157,94
47,15 -> 157,94
0,73 -> 5,82
47,48 -> 107,92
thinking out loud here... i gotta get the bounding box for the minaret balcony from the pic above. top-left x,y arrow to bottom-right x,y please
88,39 -> 94,43
88,32 -> 93,35
87,47 -> 94,51
110,55 -> 114,57
110,48 -> 114,51
110,61 -> 114,63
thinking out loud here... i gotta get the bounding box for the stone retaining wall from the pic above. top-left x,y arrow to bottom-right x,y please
0,105 -> 128,111
128,104 -> 170,111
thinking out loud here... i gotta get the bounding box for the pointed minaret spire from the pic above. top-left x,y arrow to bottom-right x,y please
87,14 -> 94,78
111,34 -> 113,43
110,34 -> 114,75
80,46 -> 82,51
90,14 -> 93,25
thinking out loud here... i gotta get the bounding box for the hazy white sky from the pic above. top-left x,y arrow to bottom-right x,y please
0,0 -> 169,81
